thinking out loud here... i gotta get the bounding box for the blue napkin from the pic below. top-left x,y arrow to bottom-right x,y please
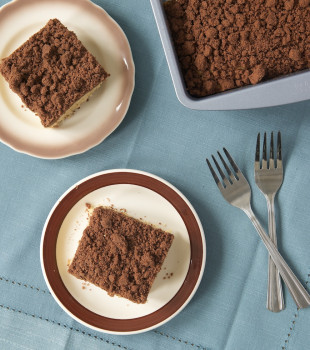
0,0 -> 309,349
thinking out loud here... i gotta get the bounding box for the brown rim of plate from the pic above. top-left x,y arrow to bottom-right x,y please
42,171 -> 204,333
0,0 -> 135,158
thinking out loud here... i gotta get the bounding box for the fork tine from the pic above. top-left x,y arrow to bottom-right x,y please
223,148 -> 240,174
277,132 -> 282,160
217,151 -> 238,182
255,133 -> 261,170
206,158 -> 223,188
212,155 -> 231,186
212,155 -> 225,179
262,132 -> 267,169
277,131 -> 282,169
269,132 -> 275,168
223,147 -> 249,183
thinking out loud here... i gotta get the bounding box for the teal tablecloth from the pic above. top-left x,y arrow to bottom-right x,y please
0,1 -> 310,349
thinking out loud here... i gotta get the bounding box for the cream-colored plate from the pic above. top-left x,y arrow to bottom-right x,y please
41,169 -> 206,334
57,183 -> 191,319
0,0 -> 135,158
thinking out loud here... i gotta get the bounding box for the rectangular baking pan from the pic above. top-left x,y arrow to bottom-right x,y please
150,0 -> 310,110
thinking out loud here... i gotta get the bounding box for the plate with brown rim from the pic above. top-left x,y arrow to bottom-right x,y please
0,0 -> 134,158
40,169 -> 206,334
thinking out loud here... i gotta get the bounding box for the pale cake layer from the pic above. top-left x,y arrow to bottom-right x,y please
50,83 -> 103,127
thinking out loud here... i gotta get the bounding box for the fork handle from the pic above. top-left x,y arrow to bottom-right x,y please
244,207 -> 310,309
266,195 -> 285,312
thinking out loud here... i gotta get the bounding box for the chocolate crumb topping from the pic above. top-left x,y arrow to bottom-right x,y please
0,19 -> 109,127
164,0 -> 310,97
68,207 -> 174,304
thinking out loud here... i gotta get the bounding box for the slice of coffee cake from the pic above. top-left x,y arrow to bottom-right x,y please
0,19 -> 109,127
68,207 -> 174,304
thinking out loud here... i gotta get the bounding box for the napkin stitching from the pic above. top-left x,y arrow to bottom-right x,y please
281,273 -> 310,350
0,276 -> 207,349
0,303 -> 130,350
153,330 -> 207,349
0,276 -> 51,295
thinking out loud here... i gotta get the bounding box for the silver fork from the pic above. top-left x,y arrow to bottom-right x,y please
206,148 -> 310,309
255,132 -> 284,312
